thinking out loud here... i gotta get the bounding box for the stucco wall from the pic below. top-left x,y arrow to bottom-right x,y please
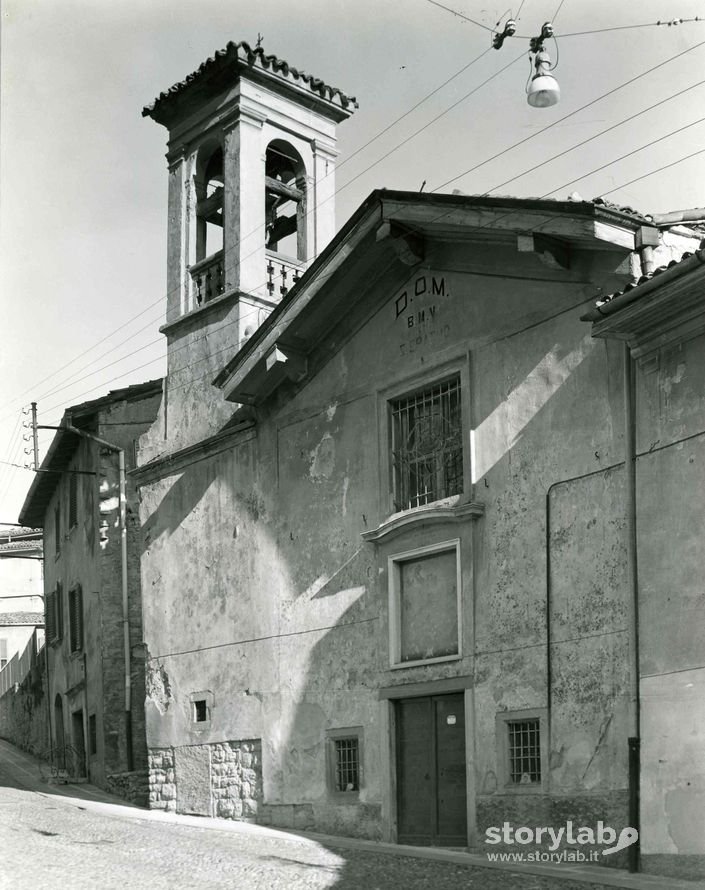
634,330 -> 705,877
138,241 -> 642,844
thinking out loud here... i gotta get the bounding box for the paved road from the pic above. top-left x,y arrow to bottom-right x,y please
0,740 -> 695,890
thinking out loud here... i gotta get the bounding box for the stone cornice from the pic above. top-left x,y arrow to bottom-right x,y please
361,500 -> 485,544
159,289 -> 241,338
132,421 -> 256,485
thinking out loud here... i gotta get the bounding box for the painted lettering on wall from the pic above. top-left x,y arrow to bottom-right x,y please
392,274 -> 452,355
394,275 -> 449,322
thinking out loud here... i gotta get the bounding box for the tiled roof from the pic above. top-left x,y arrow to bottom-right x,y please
590,196 -> 649,222
596,252 -> 697,307
143,41 -> 357,121
0,612 -> 44,626
0,539 -> 42,554
0,527 -> 42,543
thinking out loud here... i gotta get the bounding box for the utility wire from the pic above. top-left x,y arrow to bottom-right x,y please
2,44 -> 515,422
1,47 -> 497,417
7,37 -> 705,428
432,36 -> 705,192
483,76 -> 705,194
34,97 -> 705,427
538,116 -> 705,199
422,0 -> 495,32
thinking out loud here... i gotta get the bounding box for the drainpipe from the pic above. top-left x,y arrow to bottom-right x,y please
39,422 -> 134,772
623,346 -> 640,873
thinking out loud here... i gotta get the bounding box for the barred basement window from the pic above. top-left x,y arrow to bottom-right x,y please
508,718 -> 541,784
68,473 -> 78,529
68,585 -> 82,652
326,727 -> 362,798
391,377 -> 463,511
334,738 -> 359,791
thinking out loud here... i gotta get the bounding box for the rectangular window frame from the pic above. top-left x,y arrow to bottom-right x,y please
377,359 -> 471,518
495,708 -> 548,794
388,538 -> 462,669
326,726 -> 363,800
391,376 -> 463,512
68,585 -> 83,653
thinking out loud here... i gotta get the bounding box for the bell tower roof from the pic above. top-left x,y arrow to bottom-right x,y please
143,40 -> 358,128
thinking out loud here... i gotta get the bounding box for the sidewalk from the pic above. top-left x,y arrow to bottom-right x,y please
1,738 -> 702,890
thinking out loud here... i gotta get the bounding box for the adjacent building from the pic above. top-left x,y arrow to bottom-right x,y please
584,248 -> 705,879
18,381 -> 162,798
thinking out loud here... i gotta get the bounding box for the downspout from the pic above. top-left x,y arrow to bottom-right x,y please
623,346 -> 640,873
42,422 -> 134,772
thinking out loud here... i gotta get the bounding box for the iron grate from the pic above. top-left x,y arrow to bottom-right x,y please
508,718 -> 541,783
391,377 -> 463,510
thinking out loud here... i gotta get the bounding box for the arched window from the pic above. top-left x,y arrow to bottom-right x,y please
195,144 -> 224,262
265,140 -> 306,260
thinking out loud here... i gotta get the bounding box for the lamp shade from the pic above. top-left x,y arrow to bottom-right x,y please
527,73 -> 560,107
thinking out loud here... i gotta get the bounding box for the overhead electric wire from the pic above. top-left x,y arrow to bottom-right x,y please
423,0 -> 495,32
483,76 -> 705,194
538,116 -> 705,198
37,135 -> 705,429
7,34 -> 705,430
0,42 -> 503,418
432,36 -> 705,192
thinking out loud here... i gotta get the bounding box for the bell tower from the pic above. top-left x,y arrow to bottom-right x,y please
142,41 -> 356,446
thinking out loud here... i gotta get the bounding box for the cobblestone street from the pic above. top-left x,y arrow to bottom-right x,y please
3,741 -> 699,890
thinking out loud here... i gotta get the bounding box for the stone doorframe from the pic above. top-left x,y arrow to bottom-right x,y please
378,675 -> 476,848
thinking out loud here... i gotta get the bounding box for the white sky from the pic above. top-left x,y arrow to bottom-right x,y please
2,0 -> 705,522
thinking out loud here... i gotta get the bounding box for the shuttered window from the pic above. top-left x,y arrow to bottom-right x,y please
69,585 -> 83,653
54,504 -> 61,555
45,591 -> 56,642
69,473 -> 78,529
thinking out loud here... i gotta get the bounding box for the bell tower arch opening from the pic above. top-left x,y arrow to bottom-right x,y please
195,142 -> 224,262
265,139 -> 306,261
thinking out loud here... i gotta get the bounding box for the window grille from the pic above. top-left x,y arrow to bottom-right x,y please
391,378 -> 463,510
508,718 -> 541,783
333,737 -> 359,792
69,585 -> 83,653
69,473 -> 78,529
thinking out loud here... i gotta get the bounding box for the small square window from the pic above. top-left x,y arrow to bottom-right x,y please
326,727 -> 363,798
193,699 -> 208,722
391,377 -> 463,511
496,709 -> 546,792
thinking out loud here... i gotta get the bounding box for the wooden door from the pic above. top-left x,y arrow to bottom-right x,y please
396,692 -> 467,846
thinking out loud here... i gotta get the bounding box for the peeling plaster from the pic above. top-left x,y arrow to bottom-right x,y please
146,660 -> 173,714
309,433 -> 335,482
